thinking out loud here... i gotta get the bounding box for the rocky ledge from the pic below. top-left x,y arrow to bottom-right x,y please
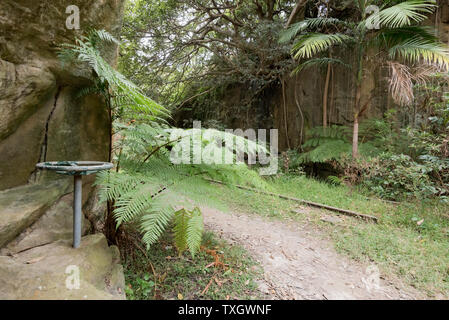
0,234 -> 125,300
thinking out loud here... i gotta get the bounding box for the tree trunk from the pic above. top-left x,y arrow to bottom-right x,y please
105,89 -> 119,245
352,114 -> 359,158
285,0 -> 307,27
281,78 -> 291,149
323,62 -> 331,128
352,84 -> 362,158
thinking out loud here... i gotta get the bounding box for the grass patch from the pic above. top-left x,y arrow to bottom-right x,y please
197,174 -> 449,298
123,231 -> 263,300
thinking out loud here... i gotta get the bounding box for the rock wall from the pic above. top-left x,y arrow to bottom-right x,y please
0,0 -> 125,190
0,0 -> 126,300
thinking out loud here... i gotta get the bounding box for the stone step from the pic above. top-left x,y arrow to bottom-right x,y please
0,179 -> 71,248
4,192 -> 91,254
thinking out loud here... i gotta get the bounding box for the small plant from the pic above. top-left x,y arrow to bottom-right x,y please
298,125 -> 380,166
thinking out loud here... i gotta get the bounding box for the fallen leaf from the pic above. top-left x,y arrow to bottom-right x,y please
201,277 -> 214,296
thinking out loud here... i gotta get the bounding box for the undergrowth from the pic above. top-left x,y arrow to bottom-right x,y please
123,231 -> 263,300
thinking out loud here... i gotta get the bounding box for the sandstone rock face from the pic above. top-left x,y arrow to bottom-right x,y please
0,0 -> 125,190
0,0 -> 126,300
0,234 -> 125,300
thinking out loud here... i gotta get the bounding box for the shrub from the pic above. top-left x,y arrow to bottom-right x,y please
363,153 -> 440,200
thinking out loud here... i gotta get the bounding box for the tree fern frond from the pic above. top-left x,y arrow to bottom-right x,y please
113,187 -> 154,226
140,206 -> 175,248
186,207 -> 204,257
89,29 -> 120,46
58,30 -> 169,119
173,209 -> 189,255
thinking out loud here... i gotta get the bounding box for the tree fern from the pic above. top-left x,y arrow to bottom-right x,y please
300,125 -> 381,164
58,29 -> 168,119
96,120 -> 269,256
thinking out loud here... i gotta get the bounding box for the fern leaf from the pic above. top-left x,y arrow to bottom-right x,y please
140,206 -> 174,249
186,207 -> 204,257
173,209 -> 189,255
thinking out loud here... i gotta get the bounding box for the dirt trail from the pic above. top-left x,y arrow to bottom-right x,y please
201,206 -> 423,300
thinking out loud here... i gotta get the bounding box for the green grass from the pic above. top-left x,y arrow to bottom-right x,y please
123,231 -> 263,300
196,174 -> 449,298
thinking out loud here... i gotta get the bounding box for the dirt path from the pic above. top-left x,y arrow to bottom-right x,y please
201,206 -> 423,300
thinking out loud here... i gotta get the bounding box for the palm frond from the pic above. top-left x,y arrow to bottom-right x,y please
280,18 -> 347,43
365,0 -> 436,29
388,61 -> 439,106
292,33 -> 352,60
389,36 -> 449,70
374,26 -> 438,49
388,61 -> 415,106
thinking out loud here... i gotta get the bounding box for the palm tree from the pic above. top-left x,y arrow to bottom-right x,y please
281,0 -> 449,158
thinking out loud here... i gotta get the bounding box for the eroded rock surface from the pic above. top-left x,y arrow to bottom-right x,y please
0,0 -> 126,300
0,234 -> 125,300
0,179 -> 71,248
4,193 -> 91,254
0,0 -> 125,190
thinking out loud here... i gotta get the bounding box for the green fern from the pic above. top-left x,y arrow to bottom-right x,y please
299,125 -> 381,164
173,208 -> 189,255
327,175 -> 344,186
95,121 -> 268,257
173,207 -> 204,257
58,29 -> 168,120
141,206 -> 175,248
186,207 -> 204,257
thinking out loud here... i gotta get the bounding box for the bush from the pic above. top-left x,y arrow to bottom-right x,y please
363,153 -> 440,200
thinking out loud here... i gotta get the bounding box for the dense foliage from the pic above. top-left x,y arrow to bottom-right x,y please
60,30 -> 268,256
